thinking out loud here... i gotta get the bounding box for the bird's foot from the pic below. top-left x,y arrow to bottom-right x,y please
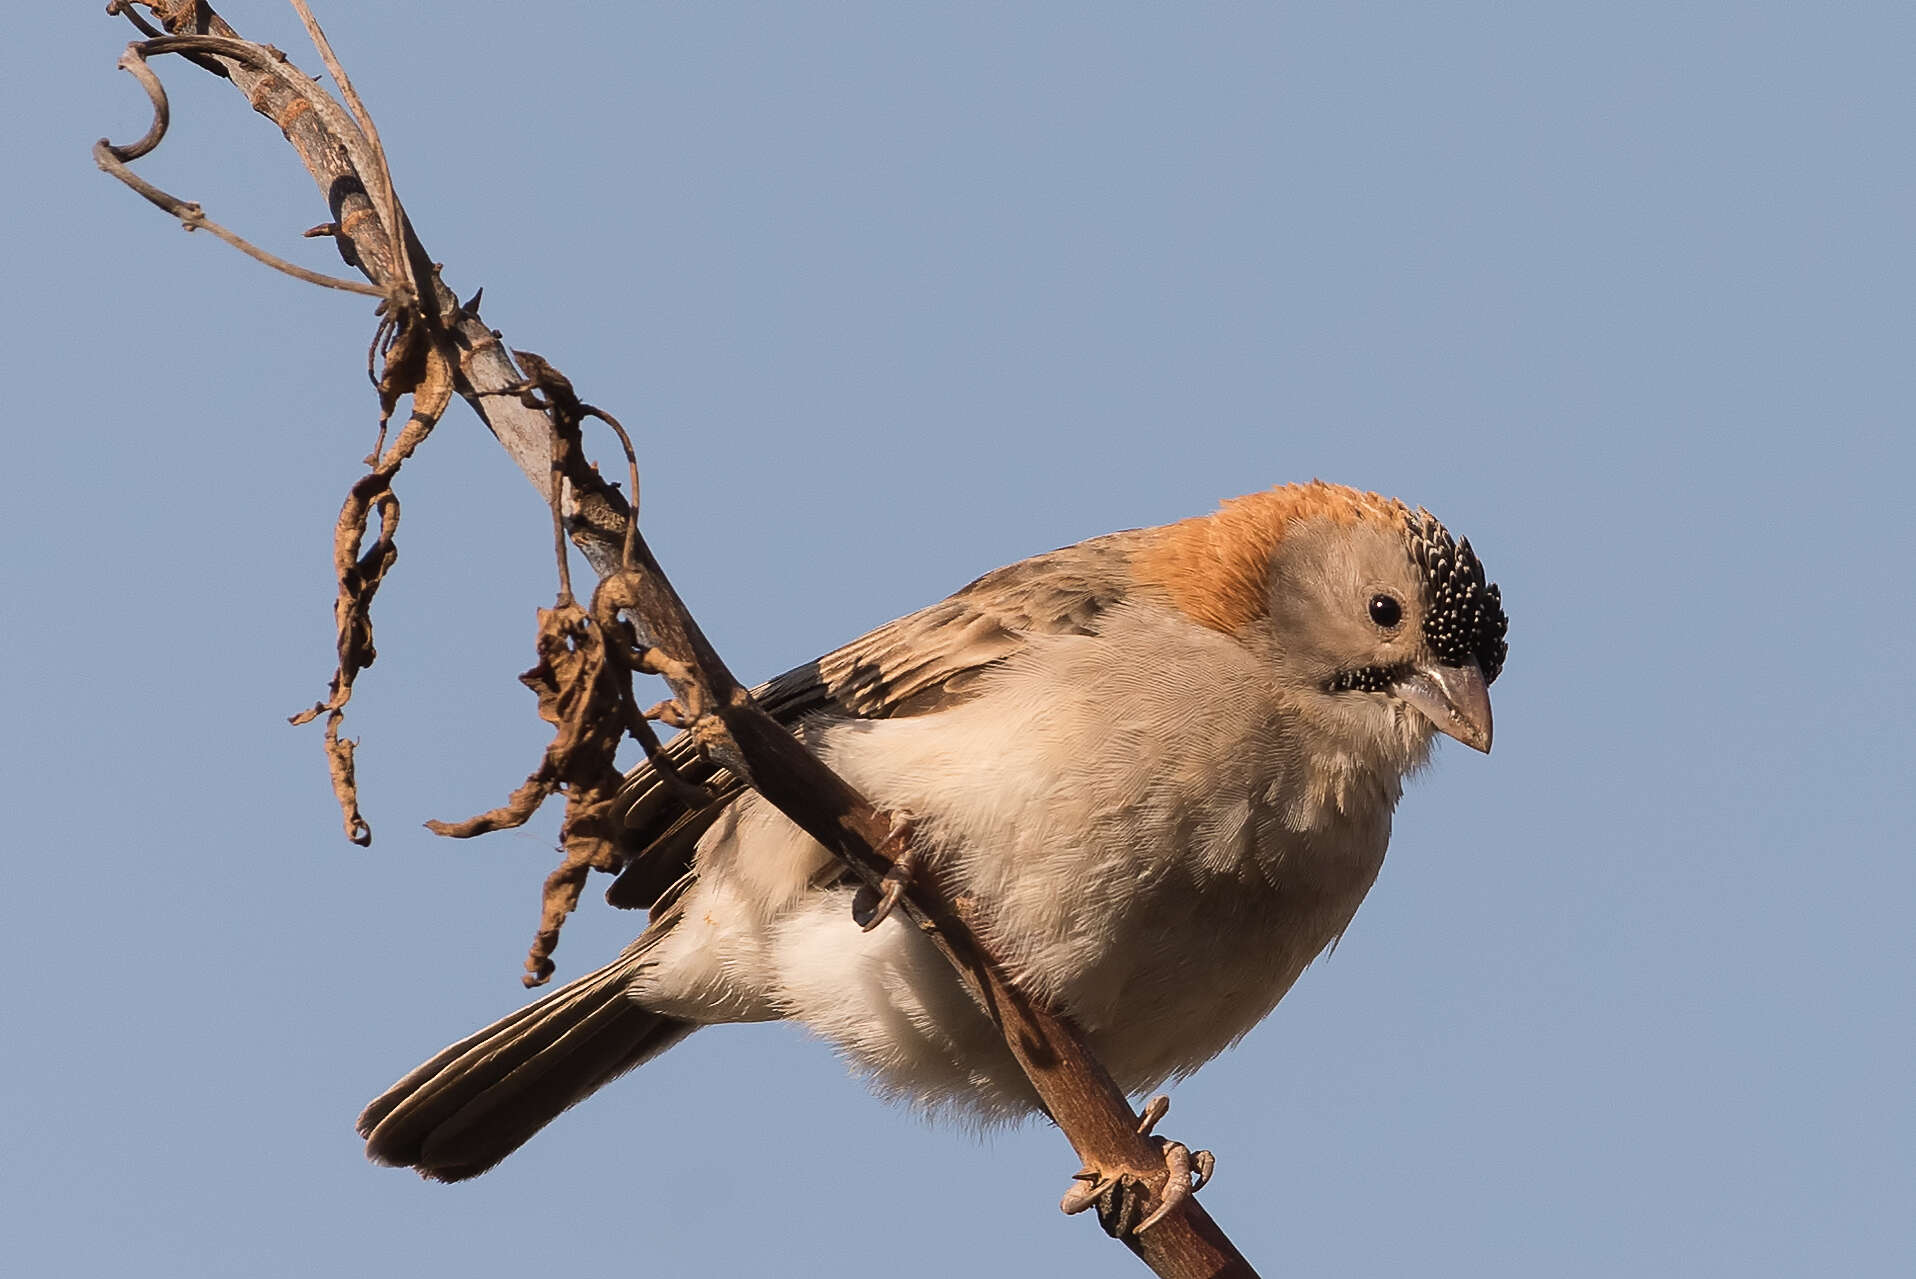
1059,1095 -> 1215,1237
851,816 -> 919,932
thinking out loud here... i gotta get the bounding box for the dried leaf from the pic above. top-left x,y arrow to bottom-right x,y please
427,601 -> 637,985
291,320 -> 457,843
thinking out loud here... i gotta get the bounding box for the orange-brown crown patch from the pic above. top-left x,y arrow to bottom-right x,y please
1131,481 -> 1409,634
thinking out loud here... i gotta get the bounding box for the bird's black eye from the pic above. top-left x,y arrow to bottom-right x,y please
1368,593 -> 1403,629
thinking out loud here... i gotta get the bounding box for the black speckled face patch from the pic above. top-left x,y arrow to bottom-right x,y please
1406,510 -> 1507,683
1329,511 -> 1509,696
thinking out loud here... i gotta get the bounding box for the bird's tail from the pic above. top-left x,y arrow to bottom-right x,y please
357,928 -> 694,1182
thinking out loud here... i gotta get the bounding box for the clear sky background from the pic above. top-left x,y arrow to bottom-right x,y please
4,4 -> 1911,1276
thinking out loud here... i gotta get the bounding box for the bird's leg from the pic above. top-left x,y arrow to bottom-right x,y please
851,815 -> 919,932
1059,1095 -> 1215,1237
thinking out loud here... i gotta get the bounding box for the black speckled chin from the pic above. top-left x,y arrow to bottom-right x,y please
1406,510 -> 1508,684
1328,663 -> 1409,694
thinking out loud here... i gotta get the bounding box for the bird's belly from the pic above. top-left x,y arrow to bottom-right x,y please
990,832 -> 1386,1095
761,844 -> 1381,1117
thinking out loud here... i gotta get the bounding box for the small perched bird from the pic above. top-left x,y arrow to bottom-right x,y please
359,481 -> 1507,1182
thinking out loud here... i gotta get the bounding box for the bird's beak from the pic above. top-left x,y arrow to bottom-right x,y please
1391,659 -> 1494,753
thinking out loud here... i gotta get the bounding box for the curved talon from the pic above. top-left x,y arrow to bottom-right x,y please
856,857 -> 913,931
1134,1141 -> 1193,1234
1190,1148 -> 1216,1195
854,816 -> 919,932
1060,1168 -> 1123,1216
1137,1094 -> 1171,1136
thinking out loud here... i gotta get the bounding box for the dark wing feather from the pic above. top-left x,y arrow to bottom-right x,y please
606,530 -> 1145,909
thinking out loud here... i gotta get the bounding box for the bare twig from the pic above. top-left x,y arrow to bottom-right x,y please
96,5 -> 1260,1274
93,47 -> 384,297
287,0 -> 420,308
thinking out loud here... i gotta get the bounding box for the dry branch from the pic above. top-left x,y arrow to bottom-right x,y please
95,5 -> 1261,1275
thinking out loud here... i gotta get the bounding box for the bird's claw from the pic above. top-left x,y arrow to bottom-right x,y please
1058,1096 -> 1215,1237
1186,1145 -> 1216,1195
853,817 -> 919,932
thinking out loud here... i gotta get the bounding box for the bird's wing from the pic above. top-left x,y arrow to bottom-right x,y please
606,529 -> 1147,909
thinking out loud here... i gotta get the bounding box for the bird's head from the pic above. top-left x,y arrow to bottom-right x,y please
1136,481 -> 1508,758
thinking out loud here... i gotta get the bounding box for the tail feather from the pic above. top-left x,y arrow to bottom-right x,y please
358,929 -> 694,1181
420,998 -> 693,1177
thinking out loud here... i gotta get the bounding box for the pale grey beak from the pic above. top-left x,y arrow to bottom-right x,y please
1391,659 -> 1494,753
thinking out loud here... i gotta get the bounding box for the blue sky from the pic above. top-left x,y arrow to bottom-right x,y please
4,4 -> 1911,1275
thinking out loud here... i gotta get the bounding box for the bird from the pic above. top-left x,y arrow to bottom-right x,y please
357,480 -> 1508,1183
